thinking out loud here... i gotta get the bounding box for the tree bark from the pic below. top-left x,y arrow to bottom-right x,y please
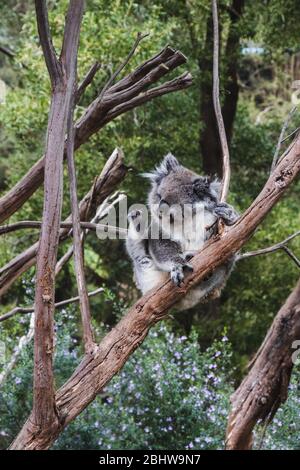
32,0 -> 84,430
226,277 -> 300,450
9,132 -> 300,450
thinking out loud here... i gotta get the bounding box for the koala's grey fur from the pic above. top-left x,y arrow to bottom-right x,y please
126,153 -> 239,311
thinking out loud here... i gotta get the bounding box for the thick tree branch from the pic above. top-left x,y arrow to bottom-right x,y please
9,132 -> 300,450
0,45 -> 191,224
0,220 -> 126,236
32,0 -> 84,430
226,277 -> 300,450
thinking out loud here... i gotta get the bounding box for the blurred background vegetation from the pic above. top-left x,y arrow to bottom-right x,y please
0,0 -> 300,449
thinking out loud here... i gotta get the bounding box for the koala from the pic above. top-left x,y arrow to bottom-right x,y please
126,153 -> 239,311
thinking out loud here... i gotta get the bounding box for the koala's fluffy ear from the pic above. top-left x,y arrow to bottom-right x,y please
142,152 -> 180,184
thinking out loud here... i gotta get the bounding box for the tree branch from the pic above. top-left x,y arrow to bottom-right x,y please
66,90 -> 95,353
0,45 -> 191,224
34,0 -> 62,86
0,148 -> 127,298
212,0 -> 230,202
32,0 -> 84,430
98,31 -> 149,102
0,220 -> 127,236
9,130 -> 300,450
0,288 -> 104,323
271,106 -> 297,172
75,61 -> 101,103
226,277 -> 300,450
237,230 -> 300,268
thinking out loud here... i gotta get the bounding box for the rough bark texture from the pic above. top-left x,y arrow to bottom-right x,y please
32,0 -> 84,432
0,148 -> 127,297
226,278 -> 300,450
0,46 -> 191,224
9,133 -> 300,450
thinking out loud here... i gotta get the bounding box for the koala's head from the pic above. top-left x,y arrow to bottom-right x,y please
143,153 -> 220,221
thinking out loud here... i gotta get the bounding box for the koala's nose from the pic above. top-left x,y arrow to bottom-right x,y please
159,199 -> 169,212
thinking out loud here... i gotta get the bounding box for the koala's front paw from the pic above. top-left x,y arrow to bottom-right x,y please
171,263 -> 193,287
214,203 -> 239,226
128,209 -> 143,232
128,209 -> 142,222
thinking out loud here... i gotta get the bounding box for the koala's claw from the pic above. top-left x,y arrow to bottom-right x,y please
171,263 -> 193,287
171,265 -> 185,287
128,209 -> 142,221
213,203 -> 239,226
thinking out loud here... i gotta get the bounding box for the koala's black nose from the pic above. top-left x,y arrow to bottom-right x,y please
159,199 -> 169,211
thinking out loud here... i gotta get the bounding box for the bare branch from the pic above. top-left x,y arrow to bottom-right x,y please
98,31 -> 149,102
0,288 -> 104,323
34,0 -> 61,85
32,0 -> 84,429
76,61 -> 101,103
0,313 -> 35,387
0,220 -> 127,236
0,44 -> 15,59
212,0 -> 230,202
271,106 -> 297,172
0,148 -> 127,298
0,45 -> 191,224
238,230 -> 300,268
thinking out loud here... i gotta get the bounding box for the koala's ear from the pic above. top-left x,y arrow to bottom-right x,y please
142,152 -> 180,184
162,153 -> 180,172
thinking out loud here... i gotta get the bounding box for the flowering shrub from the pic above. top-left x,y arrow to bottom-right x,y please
0,321 -> 233,450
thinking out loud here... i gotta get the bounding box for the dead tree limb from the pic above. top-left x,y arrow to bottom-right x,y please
271,106 -> 297,172
0,45 -> 191,224
32,0 -> 84,431
9,131 -> 300,450
238,230 -> 300,268
0,148 -> 127,297
212,0 -> 230,202
226,277 -> 300,450
75,61 -> 101,103
0,220 -> 126,236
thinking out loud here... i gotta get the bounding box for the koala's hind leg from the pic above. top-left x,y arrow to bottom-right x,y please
149,238 -> 193,287
126,210 -> 167,293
